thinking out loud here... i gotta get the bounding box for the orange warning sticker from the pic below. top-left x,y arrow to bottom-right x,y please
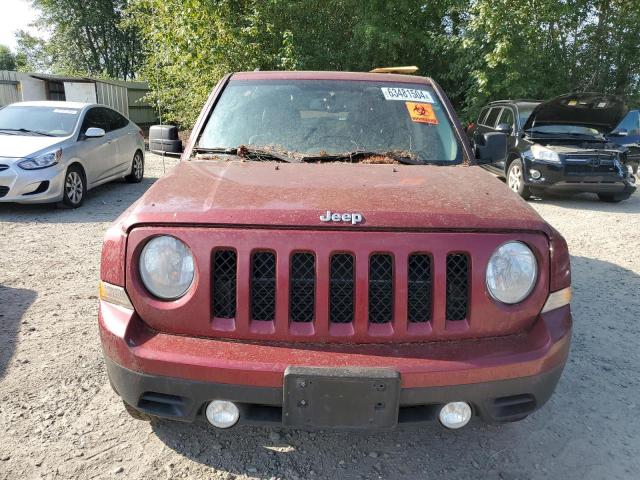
405,102 -> 438,124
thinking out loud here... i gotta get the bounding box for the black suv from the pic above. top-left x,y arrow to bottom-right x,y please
467,93 -> 637,202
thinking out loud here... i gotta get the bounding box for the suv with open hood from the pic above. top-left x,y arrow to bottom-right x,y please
468,93 -> 637,202
99,71 -> 572,431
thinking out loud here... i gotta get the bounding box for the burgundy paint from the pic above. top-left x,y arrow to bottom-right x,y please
99,301 -> 571,389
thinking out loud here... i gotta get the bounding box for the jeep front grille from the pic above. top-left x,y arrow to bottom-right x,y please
212,249 -> 469,330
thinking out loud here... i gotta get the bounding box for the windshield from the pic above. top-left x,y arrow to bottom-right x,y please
198,80 -> 462,163
615,110 -> 640,135
0,105 -> 80,137
517,104 -> 537,128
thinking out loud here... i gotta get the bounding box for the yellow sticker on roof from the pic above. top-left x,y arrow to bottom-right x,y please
405,102 -> 438,124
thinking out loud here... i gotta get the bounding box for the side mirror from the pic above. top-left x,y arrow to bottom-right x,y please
476,132 -> 507,164
85,127 -> 105,138
495,122 -> 512,135
149,125 -> 183,156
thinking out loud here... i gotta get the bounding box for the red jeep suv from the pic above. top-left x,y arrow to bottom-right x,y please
98,71 -> 572,430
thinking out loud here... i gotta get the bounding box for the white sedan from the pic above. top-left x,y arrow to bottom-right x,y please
0,101 -> 145,208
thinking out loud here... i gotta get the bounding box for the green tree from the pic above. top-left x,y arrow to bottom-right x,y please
127,0 -> 640,127
31,0 -> 143,79
14,31 -> 53,72
0,45 -> 16,70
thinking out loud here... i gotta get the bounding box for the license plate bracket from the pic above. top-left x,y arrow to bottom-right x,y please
283,366 -> 400,429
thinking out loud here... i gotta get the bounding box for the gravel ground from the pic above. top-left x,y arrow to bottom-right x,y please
0,154 -> 638,480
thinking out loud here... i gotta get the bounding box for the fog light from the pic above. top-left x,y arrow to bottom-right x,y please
205,400 -> 239,428
439,402 -> 472,429
530,169 -> 541,179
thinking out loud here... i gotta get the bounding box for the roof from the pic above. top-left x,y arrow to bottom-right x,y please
231,71 -> 432,85
29,73 -> 94,83
13,100 -> 92,109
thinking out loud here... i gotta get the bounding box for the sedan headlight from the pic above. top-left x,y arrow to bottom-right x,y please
530,144 -> 560,163
18,149 -> 62,170
139,236 -> 195,300
486,241 -> 537,304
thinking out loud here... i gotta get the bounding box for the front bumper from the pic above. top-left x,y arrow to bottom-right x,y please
523,158 -> 636,196
0,161 -> 65,203
99,301 -> 572,428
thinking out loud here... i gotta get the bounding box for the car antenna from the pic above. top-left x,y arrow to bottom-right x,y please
152,12 -> 167,174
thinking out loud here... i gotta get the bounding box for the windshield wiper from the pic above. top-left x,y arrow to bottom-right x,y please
0,128 -> 55,137
194,146 -> 296,163
300,150 -> 433,165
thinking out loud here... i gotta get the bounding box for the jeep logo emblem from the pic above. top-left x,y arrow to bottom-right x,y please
320,210 -> 363,225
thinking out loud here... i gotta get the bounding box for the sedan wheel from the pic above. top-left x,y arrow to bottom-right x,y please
126,151 -> 144,183
62,167 -> 85,208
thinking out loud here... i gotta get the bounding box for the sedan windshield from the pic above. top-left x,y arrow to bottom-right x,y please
0,105 -> 80,137
198,80 -> 462,163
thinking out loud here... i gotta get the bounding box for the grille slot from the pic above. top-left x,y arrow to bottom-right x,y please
368,254 -> 393,324
290,253 -> 315,322
0,186 -> 9,198
446,253 -> 469,321
408,254 -> 432,322
0,164 -> 9,172
329,254 -> 354,323
212,250 -> 237,318
251,252 -> 276,321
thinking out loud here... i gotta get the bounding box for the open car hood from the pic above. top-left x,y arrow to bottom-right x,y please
522,92 -> 628,134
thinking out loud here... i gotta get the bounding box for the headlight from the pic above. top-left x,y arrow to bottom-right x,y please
139,236 -> 195,300
530,144 -> 560,163
18,149 -> 62,170
486,241 -> 537,304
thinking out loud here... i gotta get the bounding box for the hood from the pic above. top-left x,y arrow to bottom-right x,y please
120,160 -> 550,233
0,134 -> 65,159
522,92 -> 628,134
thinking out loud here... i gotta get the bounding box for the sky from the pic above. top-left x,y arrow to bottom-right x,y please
0,0 -> 43,51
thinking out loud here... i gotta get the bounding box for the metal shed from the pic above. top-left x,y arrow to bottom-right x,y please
0,70 -> 20,106
0,71 -> 158,126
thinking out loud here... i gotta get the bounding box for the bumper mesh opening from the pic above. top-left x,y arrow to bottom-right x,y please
489,394 -> 536,420
138,392 -> 186,417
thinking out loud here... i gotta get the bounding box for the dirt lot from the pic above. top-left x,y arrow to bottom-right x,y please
1,153 -> 639,480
